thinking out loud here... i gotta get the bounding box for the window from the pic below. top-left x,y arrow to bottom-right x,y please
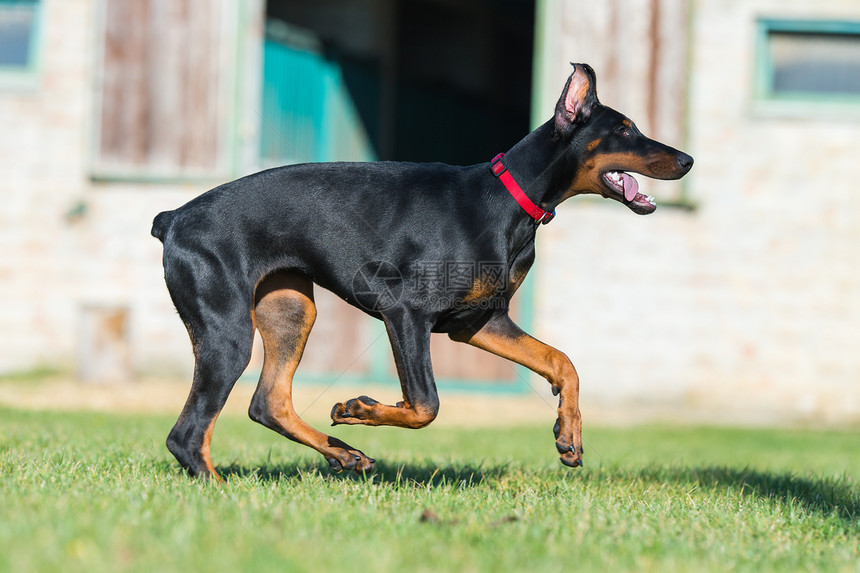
0,0 -> 40,82
756,20 -> 860,103
93,0 -> 233,180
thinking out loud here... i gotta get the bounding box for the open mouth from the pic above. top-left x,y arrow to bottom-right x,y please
602,171 -> 657,214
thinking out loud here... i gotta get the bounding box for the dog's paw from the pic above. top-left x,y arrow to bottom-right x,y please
325,442 -> 376,475
330,396 -> 379,425
554,417 -> 582,467
325,448 -> 376,474
555,441 -> 583,468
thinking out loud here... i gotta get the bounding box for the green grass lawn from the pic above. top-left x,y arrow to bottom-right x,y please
0,407 -> 858,573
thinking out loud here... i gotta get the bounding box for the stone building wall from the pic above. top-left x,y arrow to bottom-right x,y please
532,0 -> 860,424
0,0 -> 202,375
1,0 -> 858,424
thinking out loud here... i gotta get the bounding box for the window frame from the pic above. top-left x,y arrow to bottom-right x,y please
89,0 -> 244,184
755,18 -> 860,107
0,0 -> 42,90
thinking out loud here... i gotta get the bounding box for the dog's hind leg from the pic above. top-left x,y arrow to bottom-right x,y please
248,272 -> 375,474
331,308 -> 439,429
166,306 -> 255,480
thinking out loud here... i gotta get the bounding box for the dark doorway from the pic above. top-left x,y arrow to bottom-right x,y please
263,0 -> 535,166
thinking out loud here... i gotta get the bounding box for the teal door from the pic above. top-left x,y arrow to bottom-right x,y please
260,21 -> 375,166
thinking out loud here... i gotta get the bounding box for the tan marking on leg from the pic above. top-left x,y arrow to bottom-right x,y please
451,314 -> 582,466
331,398 -> 436,429
332,311 -> 437,431
200,414 -> 222,481
251,272 -> 374,472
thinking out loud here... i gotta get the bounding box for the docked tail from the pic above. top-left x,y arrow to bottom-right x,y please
151,210 -> 174,243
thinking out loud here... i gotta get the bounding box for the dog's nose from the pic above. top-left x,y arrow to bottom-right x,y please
677,153 -> 694,171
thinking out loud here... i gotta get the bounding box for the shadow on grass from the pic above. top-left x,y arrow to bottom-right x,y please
217,460 -> 859,525
219,458 -> 510,488
635,465 -> 860,525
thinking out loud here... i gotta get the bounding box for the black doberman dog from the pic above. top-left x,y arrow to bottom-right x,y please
152,64 -> 692,479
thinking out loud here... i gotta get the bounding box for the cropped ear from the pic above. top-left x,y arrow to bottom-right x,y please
553,63 -> 599,138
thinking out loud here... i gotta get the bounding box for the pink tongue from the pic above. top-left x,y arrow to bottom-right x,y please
621,173 -> 639,202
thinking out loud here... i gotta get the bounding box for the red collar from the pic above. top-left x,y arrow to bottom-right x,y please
490,153 -> 555,224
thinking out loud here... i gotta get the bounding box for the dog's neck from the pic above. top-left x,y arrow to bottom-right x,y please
501,119 -> 578,215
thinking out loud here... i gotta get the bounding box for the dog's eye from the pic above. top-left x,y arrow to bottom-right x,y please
615,127 -> 630,137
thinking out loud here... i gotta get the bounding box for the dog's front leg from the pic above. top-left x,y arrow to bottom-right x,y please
450,311 -> 583,467
332,308 -> 439,429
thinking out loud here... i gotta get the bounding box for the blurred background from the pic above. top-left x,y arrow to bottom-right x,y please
0,0 -> 858,426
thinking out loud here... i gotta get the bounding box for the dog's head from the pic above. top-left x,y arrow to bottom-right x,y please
553,63 -> 693,214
